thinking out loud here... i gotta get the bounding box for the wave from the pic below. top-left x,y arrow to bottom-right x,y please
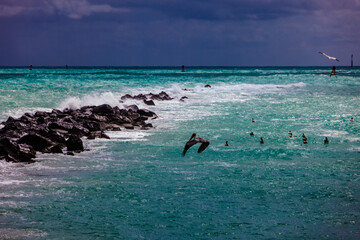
190,82 -> 307,94
58,92 -> 124,110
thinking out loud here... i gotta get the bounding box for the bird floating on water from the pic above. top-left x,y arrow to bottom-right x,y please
182,133 -> 210,156
319,52 -> 340,62
288,130 -> 293,138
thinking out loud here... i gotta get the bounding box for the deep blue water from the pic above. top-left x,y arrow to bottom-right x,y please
0,67 -> 359,239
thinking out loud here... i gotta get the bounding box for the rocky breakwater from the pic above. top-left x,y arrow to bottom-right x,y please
0,104 -> 157,163
120,91 -> 174,106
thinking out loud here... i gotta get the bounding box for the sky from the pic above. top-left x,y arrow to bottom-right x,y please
0,0 -> 359,66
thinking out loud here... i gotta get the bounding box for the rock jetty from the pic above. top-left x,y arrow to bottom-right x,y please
0,104 -> 157,163
120,91 -> 174,105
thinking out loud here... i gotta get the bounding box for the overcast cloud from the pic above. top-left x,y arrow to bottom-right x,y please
0,0 -> 359,66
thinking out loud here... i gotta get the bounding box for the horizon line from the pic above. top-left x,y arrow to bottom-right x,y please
0,65 -> 357,68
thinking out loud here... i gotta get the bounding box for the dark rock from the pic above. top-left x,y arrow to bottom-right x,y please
89,114 -> 108,122
144,99 -> 155,106
205,84 -> 211,88
2,121 -> 28,131
128,112 -> 141,120
83,121 -> 101,131
38,130 -> 66,144
124,124 -> 134,130
87,132 -> 96,140
100,132 -> 110,139
120,94 -> 133,100
35,111 -> 49,117
1,99 -> 156,163
18,134 -> 54,152
137,109 -> 157,118
125,105 -> 139,112
144,123 -> 153,128
48,121 -> 73,131
104,123 -> 122,131
51,109 -> 62,115
134,94 -> 147,100
70,125 -> 90,136
37,116 -> 46,124
0,138 -> 35,163
158,91 -> 173,100
93,104 -> 114,115
50,144 -> 63,154
5,116 -> 15,124
19,115 -> 33,123
66,135 -> 84,152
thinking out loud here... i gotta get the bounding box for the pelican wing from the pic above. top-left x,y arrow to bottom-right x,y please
197,140 -> 210,153
182,140 -> 198,156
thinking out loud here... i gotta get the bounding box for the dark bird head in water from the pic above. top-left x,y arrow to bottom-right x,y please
182,133 -> 210,156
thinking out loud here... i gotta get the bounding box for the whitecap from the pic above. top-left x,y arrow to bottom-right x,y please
58,91 -> 124,110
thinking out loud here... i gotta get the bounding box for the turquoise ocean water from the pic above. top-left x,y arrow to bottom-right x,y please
0,67 -> 359,239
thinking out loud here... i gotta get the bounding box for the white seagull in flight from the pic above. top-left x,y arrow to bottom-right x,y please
319,52 -> 340,62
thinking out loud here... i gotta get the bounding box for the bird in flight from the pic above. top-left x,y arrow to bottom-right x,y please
182,133 -> 210,156
319,52 -> 340,62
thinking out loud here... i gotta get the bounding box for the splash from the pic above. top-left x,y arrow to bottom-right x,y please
58,92 -> 123,110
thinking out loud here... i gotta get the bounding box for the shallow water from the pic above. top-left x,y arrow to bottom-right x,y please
0,67 -> 359,239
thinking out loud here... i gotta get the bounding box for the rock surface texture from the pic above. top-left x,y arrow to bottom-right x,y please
0,103 -> 157,163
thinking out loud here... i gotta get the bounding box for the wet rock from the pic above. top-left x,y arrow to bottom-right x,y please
50,144 -> 63,154
137,109 -> 157,118
144,99 -> 155,106
124,124 -> 135,130
18,134 -> 54,152
0,97 -> 158,163
93,104 -> 114,115
66,135 -> 84,152
205,84 -> 211,88
48,121 -> 73,131
0,138 -> 35,163
125,105 -> 139,112
100,132 -> 110,139
120,94 -> 133,101
89,114 -> 108,122
83,121 -> 101,132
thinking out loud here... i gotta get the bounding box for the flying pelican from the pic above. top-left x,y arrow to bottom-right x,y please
319,52 -> 340,62
182,133 -> 210,156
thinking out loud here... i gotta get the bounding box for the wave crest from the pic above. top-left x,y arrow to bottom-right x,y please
58,92 -> 123,110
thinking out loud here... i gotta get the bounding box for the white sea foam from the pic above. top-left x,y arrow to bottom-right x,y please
56,81 -> 307,111
104,130 -> 152,142
0,107 -> 52,122
58,91 -> 124,110
0,180 -> 28,186
318,129 -> 349,138
0,228 -> 48,239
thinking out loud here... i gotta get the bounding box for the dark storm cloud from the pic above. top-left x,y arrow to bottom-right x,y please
0,0 -> 353,21
0,0 -> 359,66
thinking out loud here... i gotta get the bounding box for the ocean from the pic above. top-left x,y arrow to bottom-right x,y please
0,67 -> 359,239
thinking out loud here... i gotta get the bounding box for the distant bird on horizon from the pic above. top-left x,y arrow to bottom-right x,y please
182,133 -> 210,156
319,52 -> 340,62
